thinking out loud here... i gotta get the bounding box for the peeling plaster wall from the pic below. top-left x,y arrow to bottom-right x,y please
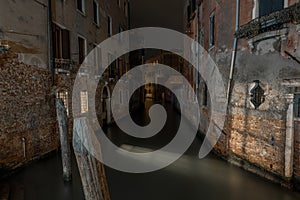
0,0 -> 49,69
227,19 -> 300,184
227,48 -> 300,177
196,0 -> 300,187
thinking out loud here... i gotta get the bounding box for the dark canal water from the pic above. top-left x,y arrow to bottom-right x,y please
3,100 -> 300,200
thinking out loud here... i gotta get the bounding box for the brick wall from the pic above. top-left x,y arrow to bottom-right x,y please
227,114 -> 285,175
195,0 -> 300,187
0,52 -> 60,174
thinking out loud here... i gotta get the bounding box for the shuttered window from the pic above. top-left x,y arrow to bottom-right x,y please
52,24 -> 70,59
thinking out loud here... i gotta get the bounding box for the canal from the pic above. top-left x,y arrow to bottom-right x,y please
3,100 -> 300,200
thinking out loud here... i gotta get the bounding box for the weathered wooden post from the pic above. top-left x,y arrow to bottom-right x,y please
73,117 -> 111,200
56,98 -> 72,181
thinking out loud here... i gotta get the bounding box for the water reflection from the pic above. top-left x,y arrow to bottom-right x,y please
105,100 -> 300,200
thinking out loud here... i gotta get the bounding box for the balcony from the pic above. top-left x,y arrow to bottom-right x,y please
236,3 -> 300,39
54,58 -> 74,74
0,40 -> 10,53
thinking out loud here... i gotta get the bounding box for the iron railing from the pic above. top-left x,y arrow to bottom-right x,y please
54,58 -> 74,72
0,40 -> 10,53
236,3 -> 300,39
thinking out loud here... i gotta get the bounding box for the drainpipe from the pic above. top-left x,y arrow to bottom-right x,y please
127,0 -> 131,29
227,0 -> 240,103
225,0 -> 239,153
21,137 -> 26,160
48,0 -> 54,86
196,3 -> 200,94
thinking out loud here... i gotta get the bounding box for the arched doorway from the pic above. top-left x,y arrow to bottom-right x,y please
101,85 -> 111,126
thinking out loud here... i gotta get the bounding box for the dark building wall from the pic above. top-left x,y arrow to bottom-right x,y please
0,0 -> 129,174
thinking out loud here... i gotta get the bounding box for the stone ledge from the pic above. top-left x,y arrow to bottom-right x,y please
227,154 -> 293,189
0,149 -> 59,179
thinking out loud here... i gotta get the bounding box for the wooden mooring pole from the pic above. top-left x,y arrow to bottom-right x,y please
56,98 -> 72,181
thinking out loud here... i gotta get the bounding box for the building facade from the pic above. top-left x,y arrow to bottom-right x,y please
185,0 -> 300,189
0,0 -> 129,175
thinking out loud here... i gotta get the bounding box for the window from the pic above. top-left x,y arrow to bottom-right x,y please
93,44 -> 102,75
117,57 -> 125,75
108,53 -> 117,78
200,27 -> 204,47
259,0 -> 284,17
116,57 -> 119,76
119,90 -> 123,104
52,23 -> 70,59
203,83 -> 208,106
93,0 -> 99,25
78,36 -> 86,64
209,12 -> 215,48
80,91 -> 88,113
119,26 -> 124,41
108,16 -> 112,37
187,5 -> 191,23
57,91 -> 69,116
294,94 -> 300,118
187,0 -> 197,23
77,0 -> 85,13
190,0 -> 196,13
124,1 -> 128,17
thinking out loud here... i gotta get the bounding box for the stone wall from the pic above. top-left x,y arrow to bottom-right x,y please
193,0 -> 300,188
0,52 -> 59,175
0,0 -> 49,69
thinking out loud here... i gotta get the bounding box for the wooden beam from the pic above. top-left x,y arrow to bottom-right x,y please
73,118 -> 111,200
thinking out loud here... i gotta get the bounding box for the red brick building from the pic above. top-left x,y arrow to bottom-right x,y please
185,0 -> 300,189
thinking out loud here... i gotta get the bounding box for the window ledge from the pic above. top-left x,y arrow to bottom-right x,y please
93,22 -> 100,28
201,105 -> 209,110
209,45 -> 215,53
294,117 -> 300,121
76,9 -> 86,17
